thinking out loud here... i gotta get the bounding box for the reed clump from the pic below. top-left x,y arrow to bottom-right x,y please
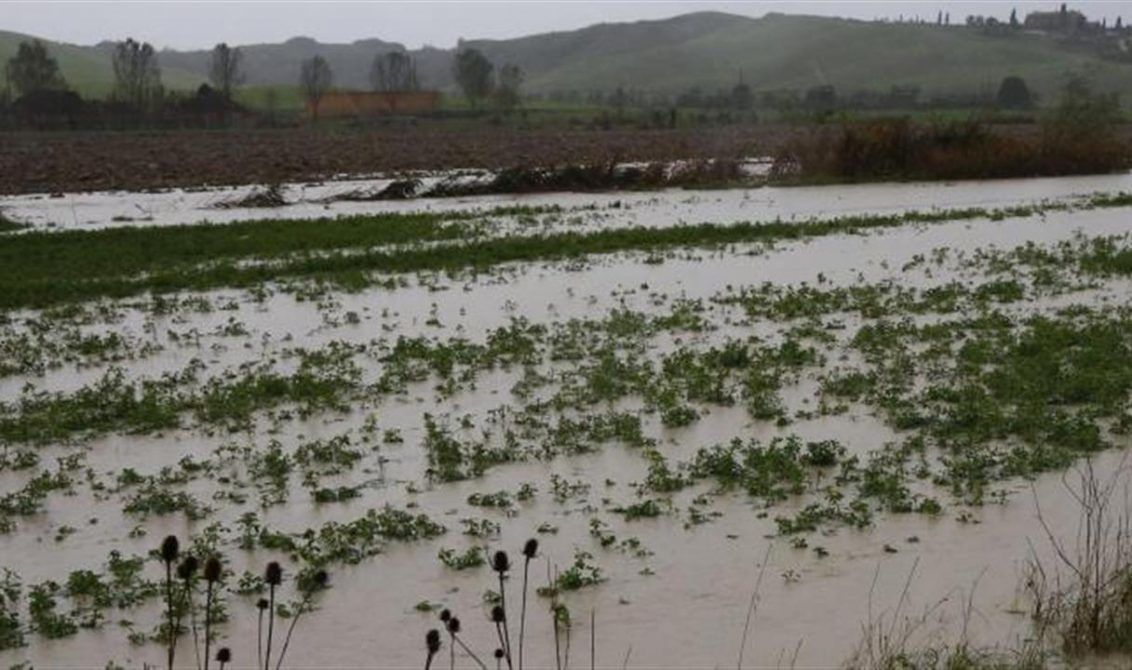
1028,459 -> 1132,656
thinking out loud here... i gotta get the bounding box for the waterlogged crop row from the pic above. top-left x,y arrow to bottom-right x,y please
3,201 -> 1132,655
3,192 -> 1132,310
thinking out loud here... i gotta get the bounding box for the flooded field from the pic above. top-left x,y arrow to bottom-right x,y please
2,175 -> 1132,668
5,170 -> 1132,233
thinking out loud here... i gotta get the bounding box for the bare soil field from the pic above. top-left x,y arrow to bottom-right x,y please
0,125 -> 794,195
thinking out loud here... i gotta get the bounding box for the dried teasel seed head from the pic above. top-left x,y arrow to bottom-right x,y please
204,556 -> 222,583
439,608 -> 452,623
491,605 -> 505,623
494,649 -> 505,660
256,598 -> 269,611
492,550 -> 511,574
522,538 -> 539,560
160,535 -> 180,564
177,555 -> 199,580
446,616 -> 461,634
265,561 -> 282,586
216,648 -> 231,664
311,569 -> 329,590
426,629 -> 441,654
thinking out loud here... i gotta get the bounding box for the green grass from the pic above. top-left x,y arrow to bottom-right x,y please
233,85 -> 307,113
3,194 -> 1132,310
0,210 -> 26,232
0,211 -> 470,307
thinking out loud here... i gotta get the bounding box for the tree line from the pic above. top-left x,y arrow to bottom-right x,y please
299,47 -> 524,118
2,38 -> 528,126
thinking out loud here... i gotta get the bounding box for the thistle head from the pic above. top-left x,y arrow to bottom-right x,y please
492,550 -> 511,574
177,555 -> 199,581
216,648 -> 231,664
426,629 -> 441,654
160,535 -> 180,564
522,538 -> 539,560
491,605 -> 505,623
265,561 -> 282,586
204,556 -> 222,583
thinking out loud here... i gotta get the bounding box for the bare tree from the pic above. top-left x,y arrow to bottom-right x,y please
495,63 -> 523,112
299,55 -> 333,121
369,51 -> 419,92
112,38 -> 163,111
4,40 -> 65,97
208,43 -> 244,100
452,48 -> 493,108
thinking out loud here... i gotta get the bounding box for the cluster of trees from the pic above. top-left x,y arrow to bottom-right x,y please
535,73 -> 1045,117
297,50 -> 427,119
289,47 -> 526,118
2,38 -> 249,127
451,48 -> 524,111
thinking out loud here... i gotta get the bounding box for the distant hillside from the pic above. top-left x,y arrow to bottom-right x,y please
0,31 -> 203,97
2,12 -> 1130,104
156,36 -> 406,90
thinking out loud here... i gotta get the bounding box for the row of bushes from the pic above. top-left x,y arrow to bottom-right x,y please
770,80 -> 1128,182
0,85 -> 250,131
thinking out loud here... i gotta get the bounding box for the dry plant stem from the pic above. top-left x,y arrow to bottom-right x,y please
519,557 -> 531,670
495,621 -> 509,665
425,649 -> 437,670
204,582 -> 214,670
275,592 -> 316,670
737,542 -> 773,670
849,556 -> 951,668
166,563 -> 176,670
549,561 -> 561,670
590,610 -> 595,670
171,580 -> 195,670
498,573 -> 513,668
564,622 -> 571,670
453,633 -> 489,670
788,639 -> 803,669
187,590 -> 201,670
264,584 -> 277,670
257,607 -> 265,670
1030,456 -> 1132,653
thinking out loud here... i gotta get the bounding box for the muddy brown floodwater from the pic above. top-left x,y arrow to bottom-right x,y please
2,174 -> 1132,669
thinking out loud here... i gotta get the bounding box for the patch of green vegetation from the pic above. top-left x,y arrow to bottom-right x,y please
438,546 -> 486,571
0,211 -> 27,233
3,194 -> 1129,310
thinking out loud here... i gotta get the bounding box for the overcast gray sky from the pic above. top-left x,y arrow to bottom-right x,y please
2,1 -> 1129,50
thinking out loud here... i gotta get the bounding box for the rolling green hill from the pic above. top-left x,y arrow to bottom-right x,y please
2,11 -> 1130,104
0,31 -> 204,97
462,12 -> 1132,102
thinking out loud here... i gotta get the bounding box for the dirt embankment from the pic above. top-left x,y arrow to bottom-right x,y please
0,126 -> 791,195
